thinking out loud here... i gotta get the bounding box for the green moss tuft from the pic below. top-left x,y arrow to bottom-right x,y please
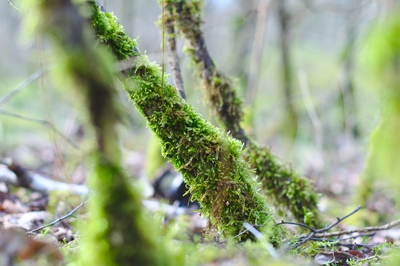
91,4 -> 139,60
244,141 -> 321,227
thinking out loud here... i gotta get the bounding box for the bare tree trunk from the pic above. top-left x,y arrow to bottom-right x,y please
277,0 -> 298,139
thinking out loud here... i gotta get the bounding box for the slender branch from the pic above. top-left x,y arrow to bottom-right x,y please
27,199 -> 89,235
0,109 -> 79,149
277,206 -> 362,249
306,235 -> 379,252
279,207 -> 400,249
314,218 -> 400,238
318,232 -> 376,242
7,0 -> 22,13
246,0 -> 272,105
169,0 -> 246,142
0,66 -> 53,108
164,2 -> 186,99
276,220 -> 316,232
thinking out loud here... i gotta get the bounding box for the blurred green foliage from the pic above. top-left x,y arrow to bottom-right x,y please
359,12 -> 400,207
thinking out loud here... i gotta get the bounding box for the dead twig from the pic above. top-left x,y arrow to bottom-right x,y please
7,0 -> 22,13
0,66 -> 53,108
276,206 -> 362,249
1,160 -> 89,196
314,218 -> 400,238
27,199 -> 89,235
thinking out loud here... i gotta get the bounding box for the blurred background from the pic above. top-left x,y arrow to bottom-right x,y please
0,0 -> 396,214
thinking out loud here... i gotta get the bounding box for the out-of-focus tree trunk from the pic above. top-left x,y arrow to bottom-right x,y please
277,0 -> 298,140
339,10 -> 360,138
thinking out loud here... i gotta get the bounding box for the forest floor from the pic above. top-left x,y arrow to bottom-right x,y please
0,135 -> 399,265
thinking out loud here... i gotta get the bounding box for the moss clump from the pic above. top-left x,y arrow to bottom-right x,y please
244,141 -> 320,226
164,0 -> 322,227
90,3 -> 284,242
90,4 -> 138,60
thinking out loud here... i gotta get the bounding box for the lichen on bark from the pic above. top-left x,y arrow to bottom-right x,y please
90,2 -> 284,242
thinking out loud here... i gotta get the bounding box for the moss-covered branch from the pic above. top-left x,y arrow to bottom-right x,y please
161,0 -> 246,143
163,0 -> 322,227
28,1 -> 172,265
90,3 -> 284,242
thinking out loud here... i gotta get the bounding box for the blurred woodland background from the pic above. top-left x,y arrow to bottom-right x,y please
0,0 -> 399,225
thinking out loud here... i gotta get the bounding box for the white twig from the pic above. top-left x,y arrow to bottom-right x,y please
243,222 -> 279,260
0,166 -> 88,196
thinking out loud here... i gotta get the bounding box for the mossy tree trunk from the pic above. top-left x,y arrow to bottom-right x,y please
89,3 -> 284,242
26,1 -> 173,265
162,0 -> 322,227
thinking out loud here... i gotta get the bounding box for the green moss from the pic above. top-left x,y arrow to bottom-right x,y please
244,141 -> 321,227
90,4 -> 139,60
123,57 -> 281,241
165,0 -> 245,142
80,158 -> 173,266
89,2 -> 283,242
165,0 -> 322,227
